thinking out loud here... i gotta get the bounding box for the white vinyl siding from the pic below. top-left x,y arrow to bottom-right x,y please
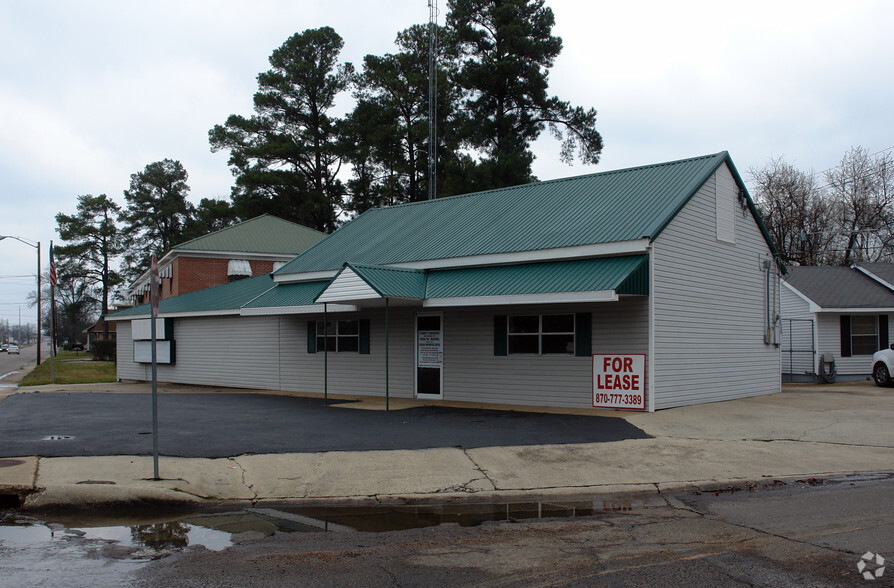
281,309 -> 417,398
816,313 -> 892,377
651,164 -> 781,409
117,310 -> 420,398
443,298 -> 648,409
316,268 -> 379,302
116,299 -> 647,410
715,167 -> 736,243
117,316 -> 281,389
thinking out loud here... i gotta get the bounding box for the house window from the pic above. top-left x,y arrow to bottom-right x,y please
851,315 -> 879,356
508,314 -> 574,355
316,320 -> 360,352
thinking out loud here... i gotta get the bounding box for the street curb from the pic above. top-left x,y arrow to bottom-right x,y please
11,470 -> 892,514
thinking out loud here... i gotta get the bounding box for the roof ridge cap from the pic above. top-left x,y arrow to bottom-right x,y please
347,262 -> 426,274
366,152 -> 728,212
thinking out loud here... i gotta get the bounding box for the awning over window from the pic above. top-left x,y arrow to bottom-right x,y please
312,256 -> 649,307
228,259 -> 253,277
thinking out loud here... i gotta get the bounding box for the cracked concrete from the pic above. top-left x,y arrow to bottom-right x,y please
2,380 -> 893,509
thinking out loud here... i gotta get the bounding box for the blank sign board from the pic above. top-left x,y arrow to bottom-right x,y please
133,340 -> 175,364
132,318 -> 173,341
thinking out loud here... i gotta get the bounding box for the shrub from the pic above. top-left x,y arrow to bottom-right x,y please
91,339 -> 117,362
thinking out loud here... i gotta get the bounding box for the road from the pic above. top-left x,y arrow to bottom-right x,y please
129,475 -> 894,587
0,344 -> 35,384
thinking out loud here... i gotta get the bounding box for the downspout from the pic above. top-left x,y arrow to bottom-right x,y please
323,303 -> 328,406
385,298 -> 390,412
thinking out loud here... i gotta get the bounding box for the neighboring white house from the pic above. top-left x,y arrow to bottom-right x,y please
109,152 -> 783,411
781,264 -> 894,382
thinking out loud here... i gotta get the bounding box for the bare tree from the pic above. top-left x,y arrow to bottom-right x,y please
750,156 -> 834,265
825,147 -> 894,264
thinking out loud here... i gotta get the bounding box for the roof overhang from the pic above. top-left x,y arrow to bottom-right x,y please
313,255 -> 648,309
783,275 -> 894,314
853,265 -> 894,292
241,304 -> 358,316
812,307 -> 894,314
315,264 -> 427,305
112,309 -> 244,321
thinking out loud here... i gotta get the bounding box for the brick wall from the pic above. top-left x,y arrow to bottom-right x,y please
141,257 -> 279,300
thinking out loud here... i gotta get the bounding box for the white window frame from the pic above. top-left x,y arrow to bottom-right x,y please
507,313 -> 575,355
317,319 -> 360,353
851,315 -> 878,356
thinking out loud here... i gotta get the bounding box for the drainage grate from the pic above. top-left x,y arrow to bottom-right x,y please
42,435 -> 75,441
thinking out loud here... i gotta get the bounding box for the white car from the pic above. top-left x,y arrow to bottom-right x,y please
872,346 -> 894,386
7,344 -> 19,355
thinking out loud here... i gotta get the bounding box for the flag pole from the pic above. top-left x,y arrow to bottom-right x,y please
49,241 -> 57,384
150,254 -> 160,480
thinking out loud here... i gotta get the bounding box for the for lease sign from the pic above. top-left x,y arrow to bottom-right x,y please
592,354 -> 646,410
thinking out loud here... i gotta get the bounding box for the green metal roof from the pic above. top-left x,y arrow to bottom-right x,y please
173,214 -> 325,255
110,256 -> 648,318
425,256 -> 649,298
108,273 -> 276,317
276,151 -> 775,277
340,264 -> 427,299
242,280 -> 330,309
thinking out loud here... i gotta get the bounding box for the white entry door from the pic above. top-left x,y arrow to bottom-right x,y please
415,314 -> 443,398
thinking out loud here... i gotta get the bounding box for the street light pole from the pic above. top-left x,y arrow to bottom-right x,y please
0,236 -> 41,364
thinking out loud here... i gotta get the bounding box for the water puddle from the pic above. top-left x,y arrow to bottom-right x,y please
0,498 -> 628,585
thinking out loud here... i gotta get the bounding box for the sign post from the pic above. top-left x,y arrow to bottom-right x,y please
592,354 -> 646,410
150,255 -> 160,480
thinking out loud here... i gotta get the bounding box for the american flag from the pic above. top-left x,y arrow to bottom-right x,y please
49,243 -> 58,287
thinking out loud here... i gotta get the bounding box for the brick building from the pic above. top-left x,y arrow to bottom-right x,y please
130,215 -> 325,303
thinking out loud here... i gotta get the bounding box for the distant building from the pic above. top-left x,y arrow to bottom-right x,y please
84,317 -> 116,349
129,215 -> 325,304
781,263 -> 894,381
110,152 -> 783,411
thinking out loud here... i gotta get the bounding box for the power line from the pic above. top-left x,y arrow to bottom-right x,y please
806,145 -> 894,192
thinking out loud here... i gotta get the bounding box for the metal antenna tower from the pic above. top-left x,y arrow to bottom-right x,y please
427,0 -> 438,200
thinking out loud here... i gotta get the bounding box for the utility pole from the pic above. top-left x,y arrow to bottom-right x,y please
427,0 -> 438,200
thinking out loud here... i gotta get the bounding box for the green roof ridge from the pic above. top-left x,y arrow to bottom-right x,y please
358,151 -> 728,215
172,214 -> 325,254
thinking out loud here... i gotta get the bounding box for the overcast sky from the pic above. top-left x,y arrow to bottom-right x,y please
1,0 -> 892,326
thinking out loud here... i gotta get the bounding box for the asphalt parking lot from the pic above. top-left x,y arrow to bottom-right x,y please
0,392 -> 649,458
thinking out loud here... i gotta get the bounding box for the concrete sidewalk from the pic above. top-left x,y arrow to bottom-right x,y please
2,379 -> 893,510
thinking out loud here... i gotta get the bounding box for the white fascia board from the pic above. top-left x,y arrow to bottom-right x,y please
393,238 -> 652,271
815,307 -> 894,314
781,281 -> 821,314
853,265 -> 894,292
112,309 -> 243,321
274,270 -> 339,284
240,304 -> 358,316
423,290 -> 619,308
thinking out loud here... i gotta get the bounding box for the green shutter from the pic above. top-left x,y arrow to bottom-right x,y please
840,316 -> 851,357
879,315 -> 889,351
307,320 -> 316,353
575,313 -> 592,357
359,319 -> 370,354
494,315 -> 507,356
